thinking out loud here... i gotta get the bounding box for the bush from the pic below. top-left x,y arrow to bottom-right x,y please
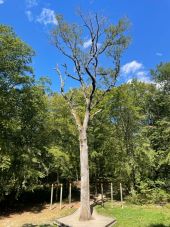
126,188 -> 170,205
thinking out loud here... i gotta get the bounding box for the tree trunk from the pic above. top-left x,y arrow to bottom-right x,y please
79,127 -> 91,220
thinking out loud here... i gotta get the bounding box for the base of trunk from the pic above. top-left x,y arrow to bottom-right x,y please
79,206 -> 92,221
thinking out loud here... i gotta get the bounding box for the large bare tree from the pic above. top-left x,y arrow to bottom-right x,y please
52,12 -> 129,221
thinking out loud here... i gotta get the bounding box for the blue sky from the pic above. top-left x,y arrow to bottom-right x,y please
0,0 -> 170,90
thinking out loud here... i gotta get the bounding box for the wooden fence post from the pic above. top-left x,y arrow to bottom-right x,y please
56,184 -> 58,202
120,183 -> 123,208
111,182 -> 113,207
50,184 -> 54,210
101,183 -> 104,207
69,183 -> 71,205
60,184 -> 63,210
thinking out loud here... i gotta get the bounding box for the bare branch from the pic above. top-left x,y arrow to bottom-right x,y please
85,66 -> 96,108
56,64 -> 65,95
90,109 -> 102,120
55,41 -> 74,62
91,61 -> 120,109
62,64 -> 80,82
53,12 -> 129,125
55,65 -> 82,130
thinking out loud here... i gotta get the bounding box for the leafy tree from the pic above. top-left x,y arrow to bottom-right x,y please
0,25 -> 50,200
151,62 -> 170,93
46,94 -> 80,182
147,63 -> 170,191
88,82 -> 155,193
0,25 -> 34,88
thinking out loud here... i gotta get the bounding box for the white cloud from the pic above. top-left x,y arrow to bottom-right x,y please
25,10 -> 33,22
83,39 -> 92,49
138,77 -> 152,83
136,71 -> 147,77
0,0 -> 4,5
26,0 -> 38,8
37,8 -> 58,25
121,61 -> 152,84
127,71 -> 152,84
136,71 -> 151,83
156,52 -> 163,57
121,60 -> 143,74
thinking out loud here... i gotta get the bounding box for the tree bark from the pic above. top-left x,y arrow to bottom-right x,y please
79,127 -> 91,220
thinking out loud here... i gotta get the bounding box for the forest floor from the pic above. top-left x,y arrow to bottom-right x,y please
96,201 -> 170,227
0,202 -> 79,227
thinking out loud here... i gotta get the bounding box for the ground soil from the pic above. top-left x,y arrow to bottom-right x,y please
0,202 -> 80,227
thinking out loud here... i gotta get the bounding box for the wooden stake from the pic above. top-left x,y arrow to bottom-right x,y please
111,182 -> 113,207
101,183 -> 104,207
120,183 -> 123,208
95,181 -> 98,197
50,184 -> 54,210
60,184 -> 63,210
69,183 -> 71,205
56,184 -> 58,202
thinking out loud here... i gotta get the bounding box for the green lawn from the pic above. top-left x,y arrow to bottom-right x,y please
96,202 -> 170,227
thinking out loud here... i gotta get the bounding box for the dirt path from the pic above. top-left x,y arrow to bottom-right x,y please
0,202 -> 80,227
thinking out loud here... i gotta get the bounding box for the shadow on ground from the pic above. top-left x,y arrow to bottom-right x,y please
0,203 -> 47,219
149,224 -> 170,227
22,224 -> 57,227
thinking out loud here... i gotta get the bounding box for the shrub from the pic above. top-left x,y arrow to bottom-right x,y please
126,188 -> 170,205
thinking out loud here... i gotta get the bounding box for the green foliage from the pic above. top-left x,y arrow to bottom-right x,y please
89,82 -> 156,192
151,62 -> 170,93
0,25 -> 50,201
0,25 -> 34,86
126,188 -> 170,205
46,94 -> 80,182
47,146 -> 71,179
88,78 -> 169,204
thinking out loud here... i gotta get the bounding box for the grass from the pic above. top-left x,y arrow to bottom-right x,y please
96,202 -> 170,227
